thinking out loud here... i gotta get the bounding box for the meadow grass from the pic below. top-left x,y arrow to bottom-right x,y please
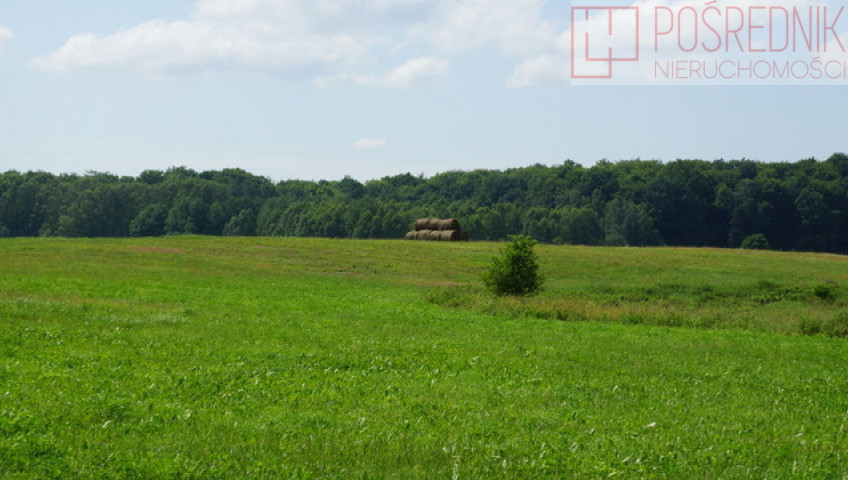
1,237 -> 847,478
430,244 -> 848,336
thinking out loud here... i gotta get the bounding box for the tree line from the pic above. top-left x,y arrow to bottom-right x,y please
1,153 -> 847,253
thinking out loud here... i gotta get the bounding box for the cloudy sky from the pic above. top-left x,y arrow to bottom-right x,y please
0,0 -> 846,181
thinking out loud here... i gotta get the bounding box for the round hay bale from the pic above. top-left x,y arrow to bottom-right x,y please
404,231 -> 416,240
427,230 -> 442,241
436,219 -> 460,231
438,230 -> 459,241
414,219 -> 430,231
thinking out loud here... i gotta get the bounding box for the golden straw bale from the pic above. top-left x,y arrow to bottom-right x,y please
438,230 -> 458,241
436,219 -> 460,231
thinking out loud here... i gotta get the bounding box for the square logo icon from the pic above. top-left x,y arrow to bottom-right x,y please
571,6 -> 640,79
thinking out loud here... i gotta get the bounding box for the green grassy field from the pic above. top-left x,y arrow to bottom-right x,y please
1,237 -> 847,478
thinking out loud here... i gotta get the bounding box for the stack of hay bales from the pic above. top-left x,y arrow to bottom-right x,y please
404,218 -> 470,242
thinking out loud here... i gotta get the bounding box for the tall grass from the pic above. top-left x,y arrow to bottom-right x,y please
1,237 -> 847,478
428,245 -> 848,336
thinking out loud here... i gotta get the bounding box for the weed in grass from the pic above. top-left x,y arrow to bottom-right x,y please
423,285 -> 477,309
828,310 -> 848,337
801,310 -> 848,338
813,282 -> 838,302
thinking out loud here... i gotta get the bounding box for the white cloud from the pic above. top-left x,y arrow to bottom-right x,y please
371,56 -> 449,88
404,0 -> 568,88
353,138 -> 388,150
30,17 -> 375,77
30,0 -> 405,77
40,0 -> 843,88
30,0 -> 567,87
507,54 -> 570,88
406,0 -> 554,56
0,26 -> 12,55
321,56 -> 449,88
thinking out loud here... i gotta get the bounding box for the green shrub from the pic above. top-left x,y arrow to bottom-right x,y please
129,204 -> 168,237
741,233 -> 770,250
799,318 -> 823,336
799,311 -> 848,338
424,285 -> 476,308
812,282 -> 837,302
482,235 -> 544,297
825,311 -> 848,338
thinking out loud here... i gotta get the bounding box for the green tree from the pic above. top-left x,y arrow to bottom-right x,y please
741,233 -> 770,250
352,210 -> 375,238
130,204 -> 168,237
482,235 -> 544,297
222,209 -> 257,236
3,154 -> 848,252
647,160 -> 717,246
165,197 -> 200,235
603,198 -> 662,246
555,207 -> 603,245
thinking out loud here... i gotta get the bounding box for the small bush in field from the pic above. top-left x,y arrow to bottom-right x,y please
741,233 -> 770,250
812,282 -> 837,302
483,235 -> 544,297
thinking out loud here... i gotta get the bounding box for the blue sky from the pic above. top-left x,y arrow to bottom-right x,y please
0,0 -> 845,181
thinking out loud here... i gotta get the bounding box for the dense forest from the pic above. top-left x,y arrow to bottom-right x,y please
1,153 -> 848,253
